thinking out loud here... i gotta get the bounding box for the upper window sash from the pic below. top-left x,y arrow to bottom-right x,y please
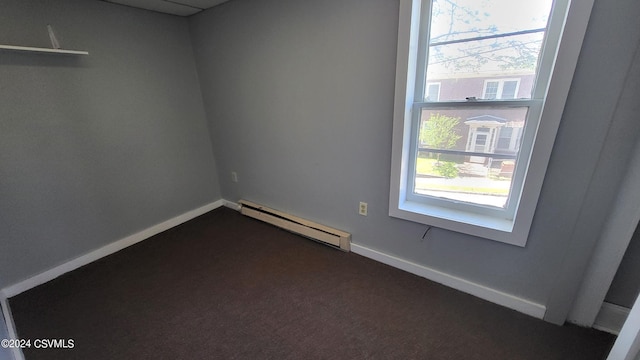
415,0 -> 567,104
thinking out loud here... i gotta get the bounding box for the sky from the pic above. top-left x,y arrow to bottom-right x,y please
426,0 -> 555,78
430,0 -> 554,40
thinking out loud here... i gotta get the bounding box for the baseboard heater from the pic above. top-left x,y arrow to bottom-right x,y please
239,200 -> 351,252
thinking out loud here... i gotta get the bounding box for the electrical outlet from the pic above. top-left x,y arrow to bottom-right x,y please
231,171 -> 238,183
359,202 -> 368,216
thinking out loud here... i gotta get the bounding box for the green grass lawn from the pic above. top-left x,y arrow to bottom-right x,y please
416,157 -> 439,176
415,157 -> 510,195
420,183 -> 509,195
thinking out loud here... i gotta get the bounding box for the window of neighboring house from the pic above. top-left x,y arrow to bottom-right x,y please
497,127 -> 513,150
483,79 -> 520,100
426,82 -> 441,101
389,0 -> 594,246
496,126 -> 523,152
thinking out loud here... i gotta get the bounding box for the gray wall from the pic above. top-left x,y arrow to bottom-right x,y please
0,0 -> 221,289
0,313 -> 11,360
189,0 -> 640,323
607,223 -> 640,308
543,6 -> 640,322
2,0 -> 638,326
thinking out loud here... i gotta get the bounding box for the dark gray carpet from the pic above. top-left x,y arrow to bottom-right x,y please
9,207 -> 614,359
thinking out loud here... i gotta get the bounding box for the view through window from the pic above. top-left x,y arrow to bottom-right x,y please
411,0 -> 553,211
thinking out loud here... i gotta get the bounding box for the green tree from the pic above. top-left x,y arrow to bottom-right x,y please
434,161 -> 459,179
420,113 -> 462,179
420,113 -> 462,151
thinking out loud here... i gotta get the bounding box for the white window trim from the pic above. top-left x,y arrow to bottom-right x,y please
389,0 -> 595,246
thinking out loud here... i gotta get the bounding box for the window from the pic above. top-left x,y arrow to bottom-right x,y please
483,79 -> 520,100
389,0 -> 594,246
426,82 -> 441,101
496,126 -> 522,152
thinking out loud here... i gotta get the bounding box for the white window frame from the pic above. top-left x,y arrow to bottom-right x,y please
389,0 -> 595,246
482,78 -> 521,100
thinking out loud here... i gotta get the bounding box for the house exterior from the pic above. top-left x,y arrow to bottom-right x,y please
419,72 -> 535,177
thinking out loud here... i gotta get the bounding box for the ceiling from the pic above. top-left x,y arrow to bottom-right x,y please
103,0 -> 231,16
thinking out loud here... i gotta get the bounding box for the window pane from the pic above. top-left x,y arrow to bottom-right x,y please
415,107 -> 528,208
502,81 -> 518,99
418,108 -> 528,152
484,81 -> 499,100
496,127 -> 513,149
425,0 -> 553,102
426,83 -> 440,101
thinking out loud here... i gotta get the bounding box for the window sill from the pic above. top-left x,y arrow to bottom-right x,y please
390,199 -> 528,247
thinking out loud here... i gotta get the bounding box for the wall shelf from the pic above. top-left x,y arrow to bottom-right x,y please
0,44 -> 88,55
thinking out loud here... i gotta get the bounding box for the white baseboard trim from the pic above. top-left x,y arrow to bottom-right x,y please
593,302 -> 630,335
222,199 -> 241,211
1,200 -> 224,299
351,243 -> 547,319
